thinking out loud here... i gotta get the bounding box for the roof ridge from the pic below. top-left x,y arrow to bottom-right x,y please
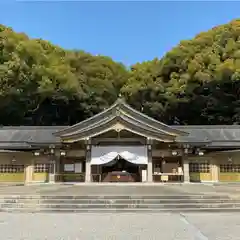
0,126 -> 67,130
0,125 -> 239,130
54,100 -> 119,136
172,125 -> 240,129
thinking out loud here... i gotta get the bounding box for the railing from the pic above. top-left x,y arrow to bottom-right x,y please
101,172 -> 140,182
55,173 -> 85,182
153,173 -> 184,182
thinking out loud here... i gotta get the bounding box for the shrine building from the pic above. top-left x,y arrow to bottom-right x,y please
0,98 -> 239,184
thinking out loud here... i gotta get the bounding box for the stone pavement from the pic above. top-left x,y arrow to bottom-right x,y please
0,212 -> 239,239
0,183 -> 240,197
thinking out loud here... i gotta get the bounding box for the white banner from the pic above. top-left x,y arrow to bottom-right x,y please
74,163 -> 82,173
64,164 -> 74,172
90,146 -> 148,165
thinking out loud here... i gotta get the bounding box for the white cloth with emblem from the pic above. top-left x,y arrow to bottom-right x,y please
90,146 -> 148,165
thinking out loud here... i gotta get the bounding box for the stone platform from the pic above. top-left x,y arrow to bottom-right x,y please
0,183 -> 240,196
0,183 -> 240,213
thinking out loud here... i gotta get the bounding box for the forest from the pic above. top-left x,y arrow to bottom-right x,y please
1,19 -> 240,126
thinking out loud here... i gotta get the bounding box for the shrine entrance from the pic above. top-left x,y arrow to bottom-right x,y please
90,146 -> 148,182
101,156 -> 141,182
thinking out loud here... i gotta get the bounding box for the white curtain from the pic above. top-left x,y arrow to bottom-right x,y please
119,147 -> 148,165
90,146 -> 148,165
90,147 -> 118,165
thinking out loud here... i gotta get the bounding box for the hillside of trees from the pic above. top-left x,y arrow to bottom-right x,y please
1,19 -> 240,126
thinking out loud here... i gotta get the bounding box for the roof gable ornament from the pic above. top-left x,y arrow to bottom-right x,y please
54,95 -> 188,139
116,93 -> 126,104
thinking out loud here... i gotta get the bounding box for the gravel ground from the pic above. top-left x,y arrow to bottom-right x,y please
0,212 -> 239,240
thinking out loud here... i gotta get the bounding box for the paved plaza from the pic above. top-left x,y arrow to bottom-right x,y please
0,212 -> 239,240
0,184 -> 239,239
0,183 -> 240,197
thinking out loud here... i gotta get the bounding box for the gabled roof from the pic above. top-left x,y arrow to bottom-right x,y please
0,100 -> 240,149
0,125 -> 239,149
54,98 -> 188,141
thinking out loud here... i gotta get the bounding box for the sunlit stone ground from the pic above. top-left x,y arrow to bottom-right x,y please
0,212 -> 239,240
0,183 -> 240,196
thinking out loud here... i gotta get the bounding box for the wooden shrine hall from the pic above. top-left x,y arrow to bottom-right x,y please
0,98 -> 239,184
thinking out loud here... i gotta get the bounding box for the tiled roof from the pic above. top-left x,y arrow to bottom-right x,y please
0,126 -> 65,147
173,125 -> 240,147
54,98 -> 186,137
0,125 -> 240,149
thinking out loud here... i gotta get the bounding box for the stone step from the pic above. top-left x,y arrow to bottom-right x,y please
2,202 -> 240,209
0,195 -> 233,200
2,207 -> 240,213
1,198 -> 239,204
1,194 -> 239,213
39,199 -> 240,204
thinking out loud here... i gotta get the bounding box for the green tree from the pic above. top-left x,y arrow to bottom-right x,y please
123,19 -> 240,125
2,19 -> 240,126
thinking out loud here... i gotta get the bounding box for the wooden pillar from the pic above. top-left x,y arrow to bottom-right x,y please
147,141 -> 153,182
49,148 -> 56,183
183,157 -> 190,183
55,154 -> 61,182
25,158 -> 34,184
85,139 -> 91,182
210,157 -> 219,182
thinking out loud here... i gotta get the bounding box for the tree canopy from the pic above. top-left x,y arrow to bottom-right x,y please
1,19 -> 240,126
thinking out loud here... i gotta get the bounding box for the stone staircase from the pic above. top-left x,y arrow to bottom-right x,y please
0,194 -> 240,213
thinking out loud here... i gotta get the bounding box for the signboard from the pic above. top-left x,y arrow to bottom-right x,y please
64,164 -> 74,172
178,167 -> 183,175
141,170 -> 147,182
74,163 -> 82,173
161,175 -> 169,181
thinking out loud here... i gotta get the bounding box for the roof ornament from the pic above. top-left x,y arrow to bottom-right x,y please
117,93 -> 125,102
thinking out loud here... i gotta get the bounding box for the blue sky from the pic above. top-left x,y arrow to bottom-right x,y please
1,1 -> 240,66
